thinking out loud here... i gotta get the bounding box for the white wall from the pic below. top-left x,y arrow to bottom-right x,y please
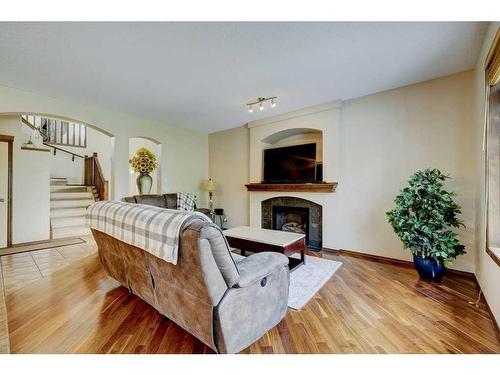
208,126 -> 249,227
0,115 -> 50,244
338,70 -> 476,272
473,23 -> 500,324
0,84 -> 208,244
209,71 -> 477,272
19,116 -> 113,185
0,84 -> 208,205
48,127 -> 113,185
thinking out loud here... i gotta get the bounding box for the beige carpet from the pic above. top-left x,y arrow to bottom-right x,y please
288,255 -> 342,310
231,251 -> 342,310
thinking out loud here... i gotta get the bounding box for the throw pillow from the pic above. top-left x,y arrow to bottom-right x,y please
177,192 -> 197,211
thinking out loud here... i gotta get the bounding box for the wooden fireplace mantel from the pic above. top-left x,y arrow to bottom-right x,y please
245,182 -> 337,193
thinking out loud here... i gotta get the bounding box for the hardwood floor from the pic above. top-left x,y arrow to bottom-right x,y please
1,239 -> 499,354
0,258 -> 9,353
0,237 -> 96,295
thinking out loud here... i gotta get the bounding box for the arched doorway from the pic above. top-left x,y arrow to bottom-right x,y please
0,112 -> 115,241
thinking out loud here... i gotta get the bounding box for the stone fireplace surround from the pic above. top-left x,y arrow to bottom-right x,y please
262,196 -> 322,250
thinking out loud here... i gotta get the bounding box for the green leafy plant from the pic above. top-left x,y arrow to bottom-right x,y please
386,168 -> 466,267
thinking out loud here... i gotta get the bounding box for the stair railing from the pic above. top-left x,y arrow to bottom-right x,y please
85,152 -> 108,201
21,117 -> 84,160
22,115 -> 108,200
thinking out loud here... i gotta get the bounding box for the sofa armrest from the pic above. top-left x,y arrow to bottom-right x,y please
235,252 -> 288,288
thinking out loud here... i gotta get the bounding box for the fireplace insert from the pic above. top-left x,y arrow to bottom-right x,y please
272,205 -> 310,243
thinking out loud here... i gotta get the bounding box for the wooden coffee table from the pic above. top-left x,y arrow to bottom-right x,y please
224,226 -> 306,271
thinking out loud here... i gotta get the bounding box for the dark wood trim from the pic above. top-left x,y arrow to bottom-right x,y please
46,143 -> 84,159
486,247 -> 500,268
226,236 -> 306,271
84,152 -> 108,201
0,134 -> 13,248
324,247 -> 415,268
20,146 -> 51,152
323,247 -> 476,279
245,182 -> 337,193
0,135 -> 14,142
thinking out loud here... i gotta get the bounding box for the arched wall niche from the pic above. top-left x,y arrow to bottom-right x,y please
261,127 -> 322,145
260,127 -> 324,179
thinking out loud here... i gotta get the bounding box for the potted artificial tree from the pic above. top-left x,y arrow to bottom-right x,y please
386,169 -> 466,282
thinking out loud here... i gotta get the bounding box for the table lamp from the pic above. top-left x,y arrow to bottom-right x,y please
206,178 -> 215,214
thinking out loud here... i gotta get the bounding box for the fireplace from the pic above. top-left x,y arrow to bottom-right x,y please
262,197 -> 322,250
273,206 -> 309,238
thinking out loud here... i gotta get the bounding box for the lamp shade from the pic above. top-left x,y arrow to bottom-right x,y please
206,178 -> 215,192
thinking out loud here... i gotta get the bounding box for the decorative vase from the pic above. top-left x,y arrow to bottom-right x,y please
413,255 -> 446,282
136,172 -> 153,195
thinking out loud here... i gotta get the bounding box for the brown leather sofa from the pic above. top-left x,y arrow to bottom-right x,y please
92,212 -> 290,353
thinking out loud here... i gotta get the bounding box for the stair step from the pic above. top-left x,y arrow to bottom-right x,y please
51,192 -> 94,200
50,185 -> 88,193
50,199 -> 94,209
52,225 -> 91,239
50,178 -> 68,186
50,207 -> 88,218
51,215 -> 86,228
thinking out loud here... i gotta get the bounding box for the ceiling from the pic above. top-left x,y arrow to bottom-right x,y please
0,22 -> 488,133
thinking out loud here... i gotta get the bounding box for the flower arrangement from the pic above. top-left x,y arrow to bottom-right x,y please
130,147 -> 158,174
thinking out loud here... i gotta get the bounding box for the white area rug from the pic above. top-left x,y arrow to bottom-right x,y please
231,251 -> 342,311
288,255 -> 342,310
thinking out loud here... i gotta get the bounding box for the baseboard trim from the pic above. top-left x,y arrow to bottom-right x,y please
323,247 -> 475,279
483,294 -> 500,343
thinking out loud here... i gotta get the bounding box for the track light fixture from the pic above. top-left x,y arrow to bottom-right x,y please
246,96 -> 277,113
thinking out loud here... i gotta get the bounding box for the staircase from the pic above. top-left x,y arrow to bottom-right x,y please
50,178 -> 94,239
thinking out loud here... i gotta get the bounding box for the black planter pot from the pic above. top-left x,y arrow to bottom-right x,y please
413,255 -> 446,282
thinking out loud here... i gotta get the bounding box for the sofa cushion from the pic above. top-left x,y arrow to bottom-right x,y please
177,192 -> 197,211
235,252 -> 289,288
164,193 -> 178,209
133,194 -> 167,208
122,196 -> 137,203
199,223 -> 240,288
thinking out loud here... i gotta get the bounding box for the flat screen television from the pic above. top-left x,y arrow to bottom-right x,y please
263,143 -> 322,183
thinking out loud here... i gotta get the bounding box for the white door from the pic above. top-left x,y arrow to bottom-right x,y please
0,142 -> 8,248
